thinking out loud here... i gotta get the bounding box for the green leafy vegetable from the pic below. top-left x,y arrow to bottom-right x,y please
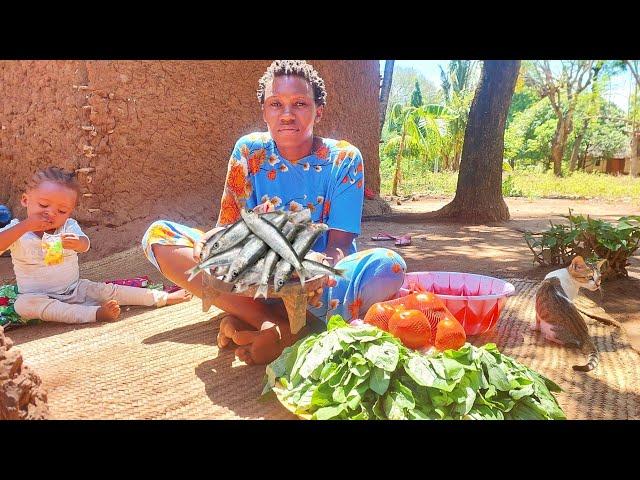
264,317 -> 565,420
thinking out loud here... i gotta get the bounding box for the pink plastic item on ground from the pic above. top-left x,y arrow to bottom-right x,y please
163,284 -> 182,293
105,276 -> 149,288
370,232 -> 412,246
364,187 -> 375,200
396,271 -> 515,336
105,276 -> 182,293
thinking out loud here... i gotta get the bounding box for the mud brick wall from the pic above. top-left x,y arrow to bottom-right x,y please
0,60 -> 380,228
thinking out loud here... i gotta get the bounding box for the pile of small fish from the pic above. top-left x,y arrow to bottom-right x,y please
186,208 -> 344,299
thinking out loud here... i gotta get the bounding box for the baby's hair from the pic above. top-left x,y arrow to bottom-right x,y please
26,167 -> 81,197
257,60 -> 327,107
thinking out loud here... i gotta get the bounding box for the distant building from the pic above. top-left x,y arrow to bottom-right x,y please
584,140 -> 638,175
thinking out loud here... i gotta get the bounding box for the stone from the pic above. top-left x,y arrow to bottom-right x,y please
0,327 -> 49,419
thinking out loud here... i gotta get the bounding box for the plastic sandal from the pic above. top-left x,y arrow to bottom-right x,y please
371,232 -> 398,241
364,187 -> 375,200
395,235 -> 412,247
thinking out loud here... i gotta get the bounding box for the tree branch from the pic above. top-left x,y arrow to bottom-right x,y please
537,61 -> 562,116
575,61 -> 594,95
626,60 -> 640,87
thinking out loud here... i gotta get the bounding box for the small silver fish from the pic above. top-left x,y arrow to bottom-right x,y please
254,222 -> 304,300
301,259 -> 345,279
207,211 -> 285,258
214,265 -> 229,278
273,223 -> 329,292
287,208 -> 312,224
185,245 -> 245,282
233,259 -> 265,292
200,228 -> 226,262
240,209 -> 309,287
224,214 -> 289,283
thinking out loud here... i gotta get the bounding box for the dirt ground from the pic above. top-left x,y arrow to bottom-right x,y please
2,196 -> 639,347
361,196 -> 640,350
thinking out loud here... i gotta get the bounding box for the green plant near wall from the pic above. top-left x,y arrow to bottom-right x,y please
523,210 -> 640,280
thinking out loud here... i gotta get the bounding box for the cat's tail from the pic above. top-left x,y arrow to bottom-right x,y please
576,306 -> 624,330
572,338 -> 599,372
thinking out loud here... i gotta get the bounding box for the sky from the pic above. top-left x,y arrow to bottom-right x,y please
380,60 -> 635,112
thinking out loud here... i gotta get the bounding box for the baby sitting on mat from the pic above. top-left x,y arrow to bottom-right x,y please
0,167 -> 192,324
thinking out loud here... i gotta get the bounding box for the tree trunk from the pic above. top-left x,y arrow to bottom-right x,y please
579,140 -> 591,171
550,117 -> 567,176
578,151 -> 586,171
630,130 -> 639,177
453,148 -> 462,171
569,128 -> 586,172
392,128 -> 406,196
386,61 -> 520,224
441,154 -> 449,170
379,60 -> 395,136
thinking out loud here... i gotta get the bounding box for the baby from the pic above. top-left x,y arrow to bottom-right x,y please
0,167 -> 192,324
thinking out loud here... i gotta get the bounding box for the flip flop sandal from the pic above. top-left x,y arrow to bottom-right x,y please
371,232 -> 398,241
364,187 -> 375,200
395,235 -> 412,247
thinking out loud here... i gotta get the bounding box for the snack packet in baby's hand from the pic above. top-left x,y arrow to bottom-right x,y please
42,232 -> 63,265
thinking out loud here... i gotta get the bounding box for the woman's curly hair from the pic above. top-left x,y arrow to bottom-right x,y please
257,60 -> 327,107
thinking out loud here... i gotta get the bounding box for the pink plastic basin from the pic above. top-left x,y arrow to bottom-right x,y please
396,272 -> 515,336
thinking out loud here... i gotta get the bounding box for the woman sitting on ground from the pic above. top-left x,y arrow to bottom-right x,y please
142,60 -> 406,365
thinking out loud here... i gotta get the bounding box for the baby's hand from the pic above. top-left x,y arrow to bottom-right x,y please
61,233 -> 84,251
22,213 -> 54,232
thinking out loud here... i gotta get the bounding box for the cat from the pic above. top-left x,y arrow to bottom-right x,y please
534,256 -> 607,372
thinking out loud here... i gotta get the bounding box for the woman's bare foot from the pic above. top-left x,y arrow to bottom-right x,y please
217,314 -> 255,349
165,288 -> 193,305
234,321 -> 285,365
96,300 -> 121,322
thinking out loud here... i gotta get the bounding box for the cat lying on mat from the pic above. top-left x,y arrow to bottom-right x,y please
535,256 -> 609,372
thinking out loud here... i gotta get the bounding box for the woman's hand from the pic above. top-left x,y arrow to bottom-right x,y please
251,201 -> 274,214
192,226 -> 226,262
305,251 -> 338,308
194,202 -> 274,262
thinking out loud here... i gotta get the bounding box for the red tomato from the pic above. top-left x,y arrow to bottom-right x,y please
404,292 -> 437,311
434,316 -> 466,351
388,309 -> 432,350
363,303 -> 396,332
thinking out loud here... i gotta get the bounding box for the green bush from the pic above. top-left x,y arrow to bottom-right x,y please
380,168 -> 639,200
502,173 -> 524,197
523,210 -> 640,280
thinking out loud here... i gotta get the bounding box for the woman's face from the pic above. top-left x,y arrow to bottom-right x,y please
262,75 -> 323,149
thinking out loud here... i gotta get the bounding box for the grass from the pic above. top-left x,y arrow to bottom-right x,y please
380,165 -> 640,201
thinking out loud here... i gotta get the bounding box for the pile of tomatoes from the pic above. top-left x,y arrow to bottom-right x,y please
363,293 -> 466,352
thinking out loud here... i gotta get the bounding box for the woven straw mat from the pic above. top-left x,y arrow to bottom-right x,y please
6,247 -> 640,419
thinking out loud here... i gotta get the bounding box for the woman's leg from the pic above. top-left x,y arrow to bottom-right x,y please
238,247 -> 407,365
309,247 -> 407,322
142,220 -> 207,297
142,221 -> 288,341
